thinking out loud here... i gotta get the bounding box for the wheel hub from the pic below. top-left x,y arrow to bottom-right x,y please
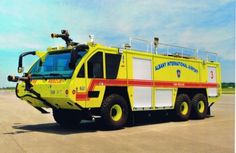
198,101 -> 205,113
110,104 -> 122,121
180,102 -> 188,115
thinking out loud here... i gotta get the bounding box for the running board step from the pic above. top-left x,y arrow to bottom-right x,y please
34,107 -> 50,114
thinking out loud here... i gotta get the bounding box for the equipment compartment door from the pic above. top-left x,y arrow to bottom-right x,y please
155,89 -> 173,108
132,57 -> 152,108
207,66 -> 217,96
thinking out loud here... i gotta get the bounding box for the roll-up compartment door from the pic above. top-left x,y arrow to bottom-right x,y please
133,57 -> 152,108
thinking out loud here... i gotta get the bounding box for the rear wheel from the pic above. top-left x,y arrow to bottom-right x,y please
53,109 -> 81,128
174,94 -> 191,121
192,93 -> 208,119
100,94 -> 128,129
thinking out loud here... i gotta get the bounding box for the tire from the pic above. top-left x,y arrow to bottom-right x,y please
191,93 -> 208,119
174,94 -> 191,121
100,94 -> 129,129
53,109 -> 81,128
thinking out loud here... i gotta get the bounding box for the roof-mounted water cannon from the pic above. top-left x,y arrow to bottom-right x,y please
51,30 -> 78,47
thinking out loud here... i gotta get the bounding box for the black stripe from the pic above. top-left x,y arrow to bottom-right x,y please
88,91 -> 100,98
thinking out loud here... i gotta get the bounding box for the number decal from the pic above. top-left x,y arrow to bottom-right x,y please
210,71 -> 214,79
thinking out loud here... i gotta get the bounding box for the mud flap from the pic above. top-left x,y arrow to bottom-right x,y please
207,102 -> 214,115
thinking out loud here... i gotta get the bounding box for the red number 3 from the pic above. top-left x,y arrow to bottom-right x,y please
210,71 -> 214,79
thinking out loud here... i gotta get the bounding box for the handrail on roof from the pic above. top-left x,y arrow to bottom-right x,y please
127,37 -> 218,62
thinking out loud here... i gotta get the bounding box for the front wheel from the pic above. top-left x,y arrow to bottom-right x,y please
174,94 -> 191,121
100,94 -> 129,129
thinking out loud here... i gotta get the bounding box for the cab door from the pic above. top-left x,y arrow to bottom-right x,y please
85,51 -> 106,108
72,63 -> 87,108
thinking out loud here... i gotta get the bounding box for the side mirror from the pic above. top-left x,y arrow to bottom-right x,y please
18,51 -> 36,73
69,62 -> 76,69
69,47 -> 78,69
69,44 -> 89,69
18,67 -> 24,73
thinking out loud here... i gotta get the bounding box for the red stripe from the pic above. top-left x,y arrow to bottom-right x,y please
88,79 -> 128,90
105,79 -> 127,86
76,79 -> 218,101
154,81 -> 218,88
128,79 -> 153,86
155,81 -> 174,87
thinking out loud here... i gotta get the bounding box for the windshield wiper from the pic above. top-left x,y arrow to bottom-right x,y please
31,74 -> 46,79
48,73 -> 67,79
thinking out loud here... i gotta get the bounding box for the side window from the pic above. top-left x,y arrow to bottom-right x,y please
77,64 -> 85,78
88,52 -> 103,78
105,53 -> 121,79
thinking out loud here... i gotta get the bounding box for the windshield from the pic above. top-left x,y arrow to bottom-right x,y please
29,50 -> 86,79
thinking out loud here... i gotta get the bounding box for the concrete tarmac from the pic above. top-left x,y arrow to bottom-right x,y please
0,91 -> 234,153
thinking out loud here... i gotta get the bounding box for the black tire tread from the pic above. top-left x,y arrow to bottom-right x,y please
174,94 -> 191,121
100,94 -> 128,129
191,93 -> 208,119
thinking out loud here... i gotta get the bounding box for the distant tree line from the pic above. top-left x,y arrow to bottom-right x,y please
0,87 -> 15,90
222,82 -> 235,88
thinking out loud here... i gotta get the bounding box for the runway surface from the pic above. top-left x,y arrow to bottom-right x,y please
0,91 -> 234,153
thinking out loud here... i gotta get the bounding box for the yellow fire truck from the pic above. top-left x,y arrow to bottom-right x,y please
8,30 -> 221,129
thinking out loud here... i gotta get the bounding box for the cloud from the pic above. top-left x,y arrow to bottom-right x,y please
177,25 -> 234,60
0,33 -> 45,50
0,1 -> 234,49
0,0 -> 234,56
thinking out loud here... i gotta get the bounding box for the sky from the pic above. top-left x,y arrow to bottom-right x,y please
0,0 -> 235,87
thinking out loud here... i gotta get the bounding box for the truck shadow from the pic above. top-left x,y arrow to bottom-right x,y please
8,113 -> 214,135
10,121 -> 99,135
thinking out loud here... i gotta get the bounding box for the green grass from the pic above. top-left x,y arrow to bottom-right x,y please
222,88 -> 235,94
0,88 -> 15,91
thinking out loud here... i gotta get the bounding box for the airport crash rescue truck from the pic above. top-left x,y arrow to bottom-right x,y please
8,30 -> 221,129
